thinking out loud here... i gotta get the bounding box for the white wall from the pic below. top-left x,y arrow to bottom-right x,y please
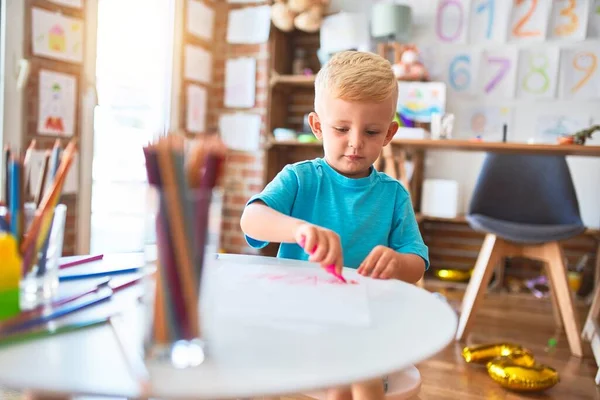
334,0 -> 600,228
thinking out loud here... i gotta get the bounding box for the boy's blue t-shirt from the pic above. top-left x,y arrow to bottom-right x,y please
245,158 -> 429,270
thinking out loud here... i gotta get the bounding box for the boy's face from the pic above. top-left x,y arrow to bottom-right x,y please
309,92 -> 398,178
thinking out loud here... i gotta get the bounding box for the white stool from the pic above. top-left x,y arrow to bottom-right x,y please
306,365 -> 421,400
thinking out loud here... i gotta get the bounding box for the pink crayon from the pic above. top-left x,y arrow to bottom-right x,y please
299,237 -> 347,284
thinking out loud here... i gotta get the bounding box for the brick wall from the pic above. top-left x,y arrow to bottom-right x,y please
208,2 -> 270,254
23,0 -> 85,256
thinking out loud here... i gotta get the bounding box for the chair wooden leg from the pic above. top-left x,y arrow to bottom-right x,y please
583,280 -> 600,341
543,242 -> 583,357
547,273 -> 564,329
456,234 -> 504,341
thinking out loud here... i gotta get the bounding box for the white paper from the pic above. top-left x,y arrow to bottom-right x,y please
32,8 -> 84,63
226,5 -> 271,44
224,57 -> 256,108
212,262 -> 370,327
535,114 -> 590,143
516,47 -> 560,99
559,46 -> 600,99
28,150 -> 78,195
550,0 -> 590,40
462,106 -> 512,141
397,82 -> 446,123
468,0 -> 512,43
186,84 -> 207,133
320,12 -> 370,54
443,50 -> 481,96
434,0 -> 472,44
184,44 -> 212,84
219,113 -> 261,151
38,70 -> 77,137
509,0 -> 551,42
187,0 -> 214,40
478,48 -> 518,98
48,0 -> 83,8
589,0 -> 600,37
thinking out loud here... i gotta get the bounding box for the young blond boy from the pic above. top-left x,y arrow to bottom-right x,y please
240,51 -> 429,399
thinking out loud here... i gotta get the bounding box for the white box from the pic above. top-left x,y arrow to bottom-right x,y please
421,179 -> 459,219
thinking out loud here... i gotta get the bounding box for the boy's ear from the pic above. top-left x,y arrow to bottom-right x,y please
308,112 -> 323,140
383,120 -> 399,146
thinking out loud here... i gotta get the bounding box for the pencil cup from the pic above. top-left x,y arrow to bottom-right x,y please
19,204 -> 67,310
142,187 -> 223,368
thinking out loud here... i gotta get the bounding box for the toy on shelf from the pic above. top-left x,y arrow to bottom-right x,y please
391,45 -> 429,82
557,125 -> 599,145
271,0 -> 330,33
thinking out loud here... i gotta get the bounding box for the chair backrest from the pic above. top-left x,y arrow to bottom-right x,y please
468,153 -> 583,226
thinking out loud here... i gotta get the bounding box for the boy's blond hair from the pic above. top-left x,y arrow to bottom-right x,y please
314,51 -> 398,115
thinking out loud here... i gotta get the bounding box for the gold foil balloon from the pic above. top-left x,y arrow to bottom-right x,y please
462,343 -> 534,364
487,356 -> 559,392
433,268 -> 472,282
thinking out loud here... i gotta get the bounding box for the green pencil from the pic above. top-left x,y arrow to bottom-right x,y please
0,317 -> 109,348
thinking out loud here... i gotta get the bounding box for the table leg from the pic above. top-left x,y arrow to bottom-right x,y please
409,150 -> 424,212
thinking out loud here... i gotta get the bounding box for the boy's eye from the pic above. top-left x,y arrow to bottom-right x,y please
366,130 -> 380,135
334,127 -> 349,133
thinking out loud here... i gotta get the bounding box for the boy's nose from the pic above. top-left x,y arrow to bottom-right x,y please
347,132 -> 363,149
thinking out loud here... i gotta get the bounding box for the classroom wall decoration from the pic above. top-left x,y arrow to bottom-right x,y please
32,7 -> 84,64
187,0 -> 214,40
186,84 -> 207,133
37,70 -> 77,137
516,47 -> 560,99
184,44 -> 212,84
48,0 -> 84,9
559,45 -> 600,99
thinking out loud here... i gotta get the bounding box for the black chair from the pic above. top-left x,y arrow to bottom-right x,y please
456,153 -> 585,357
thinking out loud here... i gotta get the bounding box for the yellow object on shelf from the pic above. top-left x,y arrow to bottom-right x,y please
0,234 -> 23,320
433,268 -> 472,282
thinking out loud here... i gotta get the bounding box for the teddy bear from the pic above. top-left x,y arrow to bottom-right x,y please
271,0 -> 330,33
391,45 -> 429,82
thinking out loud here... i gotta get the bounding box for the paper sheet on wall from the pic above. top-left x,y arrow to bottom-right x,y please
509,0 -> 551,42
224,57 -> 256,108
589,0 -> 600,38
211,262 -> 371,327
443,50 -> 481,96
462,106 -> 512,141
28,150 -> 79,196
397,82 -> 446,123
186,84 -> 207,133
187,0 -> 214,40
434,0 -> 472,44
37,70 -> 77,137
48,0 -> 83,8
320,12 -> 370,54
184,44 -> 212,84
535,114 -> 590,143
478,48 -> 518,98
468,0 -> 511,43
516,47 -> 560,100
218,113 -> 261,151
226,5 -> 271,44
559,46 -> 600,100
549,0 -> 589,40
32,8 -> 84,63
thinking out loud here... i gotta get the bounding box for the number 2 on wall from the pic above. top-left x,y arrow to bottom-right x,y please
485,57 -> 511,93
512,0 -> 541,37
554,0 -> 579,37
436,0 -> 465,42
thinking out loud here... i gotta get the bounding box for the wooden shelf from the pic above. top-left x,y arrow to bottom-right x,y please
267,138 -> 600,157
270,74 -> 316,88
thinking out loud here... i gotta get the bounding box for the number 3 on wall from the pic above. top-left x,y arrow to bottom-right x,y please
436,0 -> 466,42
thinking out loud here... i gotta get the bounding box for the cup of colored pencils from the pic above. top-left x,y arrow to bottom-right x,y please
0,139 -> 75,315
142,133 -> 225,367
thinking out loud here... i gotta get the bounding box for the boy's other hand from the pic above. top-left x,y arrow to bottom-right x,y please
295,223 -> 344,274
358,245 -> 401,280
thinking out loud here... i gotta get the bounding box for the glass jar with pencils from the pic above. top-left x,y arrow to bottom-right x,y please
141,134 -> 225,368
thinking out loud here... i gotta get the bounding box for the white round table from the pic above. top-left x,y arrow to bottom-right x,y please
0,253 -> 457,399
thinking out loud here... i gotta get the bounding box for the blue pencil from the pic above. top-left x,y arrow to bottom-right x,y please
9,158 -> 20,241
58,267 -> 144,282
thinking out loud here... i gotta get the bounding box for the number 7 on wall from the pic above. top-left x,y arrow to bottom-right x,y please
480,50 -> 518,98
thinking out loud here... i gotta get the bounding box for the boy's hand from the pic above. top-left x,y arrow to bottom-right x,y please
358,245 -> 401,280
295,223 -> 343,274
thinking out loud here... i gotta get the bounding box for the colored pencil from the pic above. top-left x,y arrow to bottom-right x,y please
59,254 -> 105,269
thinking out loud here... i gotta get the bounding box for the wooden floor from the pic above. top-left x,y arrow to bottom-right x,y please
415,287 -> 600,400
1,289 -> 599,400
